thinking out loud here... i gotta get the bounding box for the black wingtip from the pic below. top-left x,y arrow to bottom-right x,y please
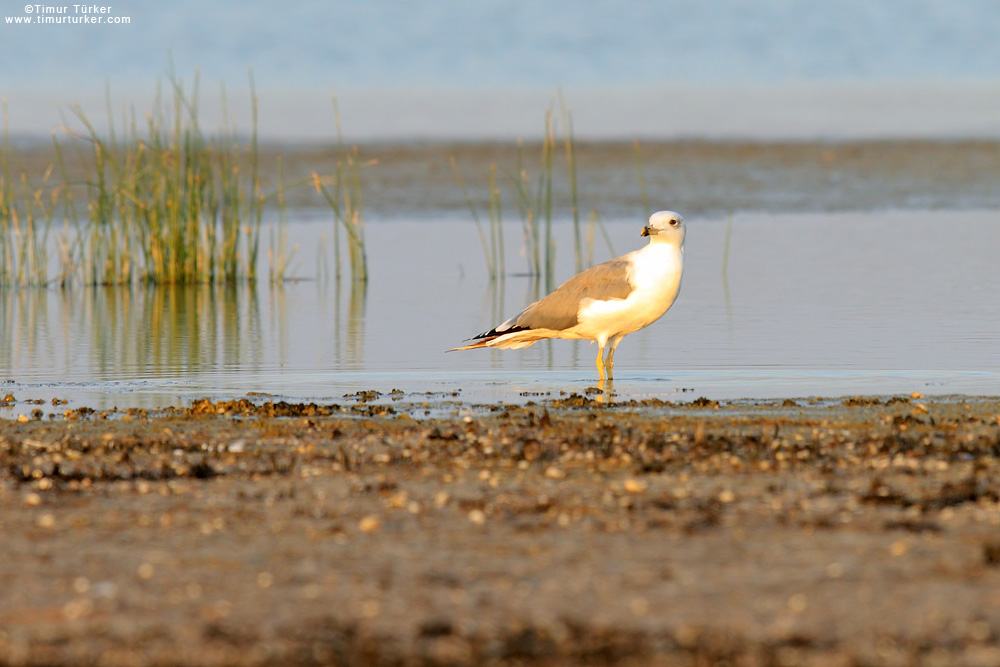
473,324 -> 532,340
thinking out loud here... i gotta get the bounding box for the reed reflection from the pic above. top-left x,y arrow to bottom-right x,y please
1,285 -> 268,381
328,276 -> 367,370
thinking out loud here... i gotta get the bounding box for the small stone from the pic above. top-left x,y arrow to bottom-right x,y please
787,593 -> 808,613
629,597 -> 650,616
969,620 -> 991,642
674,624 -> 699,648
360,599 -> 380,618
359,515 -> 381,533
623,479 -> 648,494
910,391 -> 924,399
62,598 -> 93,621
468,509 -> 486,525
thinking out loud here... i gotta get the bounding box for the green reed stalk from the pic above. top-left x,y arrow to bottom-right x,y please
722,213 -> 733,303
312,97 -> 367,284
328,101 -> 343,280
246,68 -> 263,282
51,133 -> 83,286
502,140 -> 540,278
0,168 -> 50,287
559,96 -> 582,273
488,164 -> 505,279
313,153 -> 368,284
269,157 -> 295,282
516,140 -> 540,277
26,168 -> 56,285
0,100 -> 13,285
212,80 -> 241,283
13,175 -> 32,285
348,146 -> 368,283
539,111 -> 555,291
67,106 -> 103,283
450,156 -> 496,280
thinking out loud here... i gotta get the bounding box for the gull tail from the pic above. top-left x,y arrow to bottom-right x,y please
447,326 -> 513,351
448,337 -> 499,352
448,325 -> 549,352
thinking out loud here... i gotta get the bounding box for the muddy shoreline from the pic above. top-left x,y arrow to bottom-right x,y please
2,394 -> 1000,665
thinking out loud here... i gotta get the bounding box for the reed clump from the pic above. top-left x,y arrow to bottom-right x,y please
2,71 -> 369,288
312,97 -> 370,284
453,98 -> 615,290
60,72 -> 268,285
1,101 -> 58,287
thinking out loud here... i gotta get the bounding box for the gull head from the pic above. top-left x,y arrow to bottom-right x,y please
641,210 -> 685,244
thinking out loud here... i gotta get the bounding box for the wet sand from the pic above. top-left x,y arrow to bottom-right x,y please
3,393 -> 1000,665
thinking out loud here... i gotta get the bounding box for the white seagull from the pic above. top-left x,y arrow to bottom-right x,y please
451,210 -> 686,381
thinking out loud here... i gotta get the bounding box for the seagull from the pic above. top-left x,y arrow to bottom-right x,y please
451,210 -> 685,381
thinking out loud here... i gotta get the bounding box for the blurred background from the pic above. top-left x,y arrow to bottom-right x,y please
4,0 -> 1000,141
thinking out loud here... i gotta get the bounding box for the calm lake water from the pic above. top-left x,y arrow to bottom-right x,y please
5,5 -> 1000,410
3,209 -> 1000,412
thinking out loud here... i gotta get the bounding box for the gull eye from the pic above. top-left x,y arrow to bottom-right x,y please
668,218 -> 678,226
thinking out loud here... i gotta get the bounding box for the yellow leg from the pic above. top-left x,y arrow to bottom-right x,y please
606,337 -> 623,380
595,345 -> 606,381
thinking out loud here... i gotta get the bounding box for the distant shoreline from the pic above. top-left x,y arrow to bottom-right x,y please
7,137 -> 1000,219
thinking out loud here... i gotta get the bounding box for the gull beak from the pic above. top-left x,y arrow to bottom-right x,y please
641,226 -> 651,237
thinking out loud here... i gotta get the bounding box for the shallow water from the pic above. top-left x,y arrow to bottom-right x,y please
3,209 -> 999,411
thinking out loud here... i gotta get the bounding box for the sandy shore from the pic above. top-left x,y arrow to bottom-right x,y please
2,393 -> 1000,665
